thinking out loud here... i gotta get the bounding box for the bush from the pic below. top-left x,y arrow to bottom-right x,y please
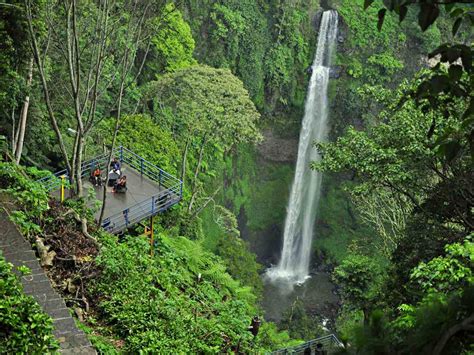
92,233 -> 294,353
93,234 -> 256,352
0,253 -> 59,352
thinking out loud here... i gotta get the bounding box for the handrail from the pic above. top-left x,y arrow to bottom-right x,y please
36,146 -> 183,233
37,147 -> 123,192
272,334 -> 344,354
102,185 -> 181,234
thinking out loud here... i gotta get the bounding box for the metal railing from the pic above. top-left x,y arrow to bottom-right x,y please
36,148 -> 122,192
102,147 -> 183,233
272,334 -> 344,354
37,146 -> 183,234
119,147 -> 182,192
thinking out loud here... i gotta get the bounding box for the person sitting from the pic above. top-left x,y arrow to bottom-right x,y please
109,157 -> 121,176
91,166 -> 102,186
113,175 -> 127,192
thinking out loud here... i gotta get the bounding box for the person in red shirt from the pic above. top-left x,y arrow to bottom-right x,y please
91,166 -> 102,186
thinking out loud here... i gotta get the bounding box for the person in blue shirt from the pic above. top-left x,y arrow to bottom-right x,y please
109,157 -> 121,176
108,158 -> 122,187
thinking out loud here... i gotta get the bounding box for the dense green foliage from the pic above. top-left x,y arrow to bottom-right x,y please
93,234 -> 263,353
315,79 -> 473,351
183,0 -> 318,113
147,3 -> 196,74
99,114 -> 180,175
0,0 -> 472,352
333,255 -> 383,323
0,253 -> 58,353
0,161 -> 296,352
148,65 -> 261,150
313,1 -> 473,350
279,299 -> 326,340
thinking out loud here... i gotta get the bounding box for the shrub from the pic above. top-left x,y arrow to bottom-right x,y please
0,253 -> 59,352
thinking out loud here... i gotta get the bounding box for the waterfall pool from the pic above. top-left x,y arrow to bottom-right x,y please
261,270 -> 340,324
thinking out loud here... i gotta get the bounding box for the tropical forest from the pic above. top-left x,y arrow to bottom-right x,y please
0,0 -> 472,353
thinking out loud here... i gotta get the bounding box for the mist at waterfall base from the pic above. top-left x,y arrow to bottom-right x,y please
265,10 -> 338,292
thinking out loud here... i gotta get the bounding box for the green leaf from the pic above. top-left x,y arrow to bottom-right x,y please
452,17 -> 462,37
449,8 -> 464,19
443,46 -> 461,63
429,44 -> 449,59
462,101 -> 474,120
418,4 -> 440,32
460,46 -> 472,73
416,81 -> 431,99
364,0 -> 375,10
444,4 -> 455,13
377,9 -> 387,31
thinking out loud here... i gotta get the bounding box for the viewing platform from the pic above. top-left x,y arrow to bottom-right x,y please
37,147 -> 183,234
273,334 -> 344,354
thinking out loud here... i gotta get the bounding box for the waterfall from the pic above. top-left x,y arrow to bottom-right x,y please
267,10 -> 338,285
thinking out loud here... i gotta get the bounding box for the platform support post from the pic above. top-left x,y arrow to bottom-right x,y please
150,215 -> 154,256
60,175 -> 66,203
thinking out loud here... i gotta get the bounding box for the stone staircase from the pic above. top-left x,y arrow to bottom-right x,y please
0,209 -> 96,354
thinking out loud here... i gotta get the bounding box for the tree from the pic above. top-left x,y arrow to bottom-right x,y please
280,299 -> 325,340
97,114 -> 180,175
24,0 -> 163,197
351,189 -> 412,256
320,2 -> 473,352
147,65 -> 262,213
213,205 -> 263,296
0,1 -> 35,164
365,0 -> 473,162
145,3 -> 196,75
333,254 -> 383,324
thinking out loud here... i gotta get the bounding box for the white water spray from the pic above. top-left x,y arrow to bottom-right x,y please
267,10 -> 338,285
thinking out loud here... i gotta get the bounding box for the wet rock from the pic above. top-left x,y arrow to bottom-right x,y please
257,129 -> 298,163
329,66 -> 343,79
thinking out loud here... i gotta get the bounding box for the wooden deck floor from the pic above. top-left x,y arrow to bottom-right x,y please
53,164 -> 164,223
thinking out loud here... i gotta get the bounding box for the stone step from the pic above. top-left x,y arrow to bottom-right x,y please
58,333 -> 92,349
0,209 -> 96,354
61,346 -> 97,355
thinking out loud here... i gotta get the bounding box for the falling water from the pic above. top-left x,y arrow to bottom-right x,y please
267,10 -> 338,285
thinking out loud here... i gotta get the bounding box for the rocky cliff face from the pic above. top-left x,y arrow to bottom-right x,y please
257,130 -> 298,163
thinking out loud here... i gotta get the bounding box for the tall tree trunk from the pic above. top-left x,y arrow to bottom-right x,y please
14,57 -> 34,164
67,0 -> 85,197
187,136 -> 206,213
11,107 -> 16,154
25,1 -> 72,175
180,138 -> 190,183
363,308 -> 370,326
75,136 -> 84,196
433,313 -> 474,355
98,79 -> 125,226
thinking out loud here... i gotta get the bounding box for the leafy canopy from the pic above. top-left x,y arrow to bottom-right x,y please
148,64 -> 262,148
